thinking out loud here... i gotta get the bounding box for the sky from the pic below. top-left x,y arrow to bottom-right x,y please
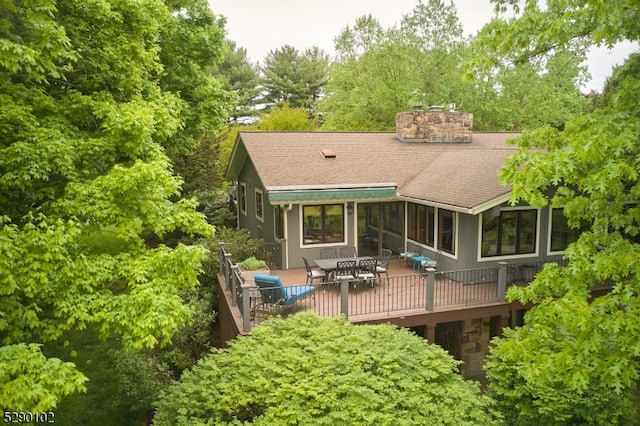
208,0 -> 638,93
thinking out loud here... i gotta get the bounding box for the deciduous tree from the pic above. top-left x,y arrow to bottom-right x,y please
480,0 -> 640,423
0,0 -> 229,410
154,313 -> 499,425
319,0 -> 471,130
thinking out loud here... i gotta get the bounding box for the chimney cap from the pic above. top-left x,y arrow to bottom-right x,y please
428,105 -> 443,112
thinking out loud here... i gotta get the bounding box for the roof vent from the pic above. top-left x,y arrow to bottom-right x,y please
321,149 -> 336,158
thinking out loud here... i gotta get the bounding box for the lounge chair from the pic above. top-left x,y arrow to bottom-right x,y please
252,274 -> 315,317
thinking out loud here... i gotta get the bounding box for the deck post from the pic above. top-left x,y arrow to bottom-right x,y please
497,262 -> 508,302
241,284 -> 251,332
230,264 -> 240,306
218,242 -> 225,273
425,268 -> 436,311
339,279 -> 349,318
224,253 -> 234,290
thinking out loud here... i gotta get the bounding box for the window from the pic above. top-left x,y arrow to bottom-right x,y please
438,209 -> 456,254
303,204 -> 344,244
481,209 -> 537,257
550,208 -> 584,252
407,203 -> 434,246
239,183 -> 247,215
255,189 -> 264,222
275,205 -> 285,240
383,203 -> 403,234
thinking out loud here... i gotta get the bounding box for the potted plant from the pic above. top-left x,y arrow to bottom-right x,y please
238,256 -> 270,285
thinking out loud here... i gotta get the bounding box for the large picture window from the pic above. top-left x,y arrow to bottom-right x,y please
407,203 -> 434,246
303,204 -> 344,244
482,209 -> 537,257
550,208 -> 585,252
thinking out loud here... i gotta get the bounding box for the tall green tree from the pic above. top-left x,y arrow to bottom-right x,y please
479,0 -> 640,423
154,313 -> 499,425
256,103 -> 318,131
217,40 -> 262,120
261,45 -> 329,108
0,0 -> 230,410
319,0 -> 470,130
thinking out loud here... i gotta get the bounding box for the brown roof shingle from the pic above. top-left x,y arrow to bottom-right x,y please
230,131 -> 520,211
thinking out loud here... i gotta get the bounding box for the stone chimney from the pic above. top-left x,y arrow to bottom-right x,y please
395,105 -> 473,143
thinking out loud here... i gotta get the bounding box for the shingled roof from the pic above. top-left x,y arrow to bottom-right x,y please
226,130 -> 521,214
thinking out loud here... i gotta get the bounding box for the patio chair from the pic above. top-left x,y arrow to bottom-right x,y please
320,247 -> 338,259
302,256 -> 327,284
340,246 -> 358,258
357,258 -> 378,284
399,247 -> 419,266
418,250 -> 439,271
252,274 -> 315,317
375,248 -> 393,278
334,260 -> 356,283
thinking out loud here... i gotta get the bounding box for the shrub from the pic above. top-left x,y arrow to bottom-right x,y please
239,256 -> 268,270
154,313 -> 499,425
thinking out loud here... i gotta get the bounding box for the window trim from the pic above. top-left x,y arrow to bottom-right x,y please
255,188 -> 264,222
477,206 -> 541,262
239,183 -> 247,216
405,203 -> 458,258
300,203 -> 346,247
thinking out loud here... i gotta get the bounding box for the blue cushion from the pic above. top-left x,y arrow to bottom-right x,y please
282,285 -> 316,305
254,274 -> 281,285
254,274 -> 314,305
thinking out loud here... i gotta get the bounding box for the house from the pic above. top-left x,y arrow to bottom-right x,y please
224,106 -> 577,273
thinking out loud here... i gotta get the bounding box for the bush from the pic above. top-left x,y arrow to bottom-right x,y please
154,313 -> 499,425
197,227 -> 266,286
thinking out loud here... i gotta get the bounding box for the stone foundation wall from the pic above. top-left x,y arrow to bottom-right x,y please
395,110 -> 473,143
459,317 -> 492,377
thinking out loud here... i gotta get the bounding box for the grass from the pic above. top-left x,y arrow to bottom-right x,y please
43,328 -> 148,426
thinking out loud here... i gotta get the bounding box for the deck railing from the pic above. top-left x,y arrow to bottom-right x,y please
218,243 -> 518,331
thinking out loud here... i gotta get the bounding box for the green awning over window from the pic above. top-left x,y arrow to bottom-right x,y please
267,187 -> 397,203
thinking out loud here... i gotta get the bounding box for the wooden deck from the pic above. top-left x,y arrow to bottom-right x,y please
245,258 -> 505,327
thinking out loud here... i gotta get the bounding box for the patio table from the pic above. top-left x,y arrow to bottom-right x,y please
313,256 -> 375,274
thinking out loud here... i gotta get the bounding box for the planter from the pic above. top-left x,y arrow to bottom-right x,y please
239,266 -> 271,286
520,265 -> 535,283
506,266 -> 515,284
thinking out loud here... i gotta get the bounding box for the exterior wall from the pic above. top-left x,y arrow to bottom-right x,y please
235,156 -> 567,272
237,161 -> 267,240
285,202 -> 358,270
405,203 -> 566,273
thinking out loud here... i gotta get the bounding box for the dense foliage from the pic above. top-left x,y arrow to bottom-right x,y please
481,0 -> 640,423
0,0 -> 231,410
154,313 -> 499,425
261,45 -> 329,108
318,0 -> 587,131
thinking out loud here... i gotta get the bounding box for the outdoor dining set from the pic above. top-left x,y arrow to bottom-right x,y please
302,246 -> 393,286
249,246 -> 442,322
